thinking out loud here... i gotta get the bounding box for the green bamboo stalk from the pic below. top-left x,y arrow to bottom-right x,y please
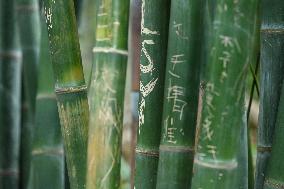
86,0 -> 130,188
0,0 -> 22,188
28,10 -> 65,189
74,0 -> 83,22
134,0 -> 170,188
155,0 -> 203,188
263,80 -> 284,189
191,0 -> 259,188
42,0 -> 89,188
254,0 -> 284,188
79,0 -> 97,85
15,0 -> 40,188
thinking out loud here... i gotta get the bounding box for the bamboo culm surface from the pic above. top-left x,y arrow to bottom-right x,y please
134,0 -> 171,188
263,79 -> 284,189
255,0 -> 284,188
155,0 -> 203,188
86,0 -> 129,188
15,0 -> 40,188
191,0 -> 259,188
0,0 -> 22,188
28,10 -> 65,189
42,0 -> 89,188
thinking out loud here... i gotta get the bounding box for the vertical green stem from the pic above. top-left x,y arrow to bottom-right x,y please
42,0 -> 89,188
191,0 -> 259,188
86,0 -> 130,188
254,0 -> 284,188
263,81 -> 284,189
29,10 -> 65,189
155,0 -> 203,188
15,0 -> 40,188
134,0 -> 170,188
0,0 -> 22,188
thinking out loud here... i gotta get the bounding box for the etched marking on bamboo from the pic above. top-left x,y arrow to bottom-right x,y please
135,148 -> 159,157
0,50 -> 22,60
15,4 -> 38,11
257,146 -> 272,152
264,178 -> 284,189
55,85 -> 87,94
260,28 -> 284,34
32,148 -> 64,156
92,47 -> 128,56
194,158 -> 238,170
159,145 -> 194,153
0,169 -> 19,177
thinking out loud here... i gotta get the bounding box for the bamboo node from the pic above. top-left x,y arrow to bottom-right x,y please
135,148 -> 159,157
32,148 -> 64,156
55,85 -> 87,94
0,169 -> 19,177
257,146 -> 272,152
264,178 -> 284,189
92,47 -> 128,56
0,50 -> 22,60
194,157 -> 238,170
159,145 -> 194,153
260,28 -> 284,34
15,4 -> 39,11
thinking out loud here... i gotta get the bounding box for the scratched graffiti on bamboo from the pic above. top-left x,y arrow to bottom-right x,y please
139,0 -> 161,134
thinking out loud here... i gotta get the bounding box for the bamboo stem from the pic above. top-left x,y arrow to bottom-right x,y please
254,0 -> 284,188
0,0 -> 22,188
86,0 -> 130,188
28,10 -> 65,189
15,0 -> 41,188
134,0 -> 171,188
155,0 -> 203,188
191,0 -> 259,188
42,0 -> 89,188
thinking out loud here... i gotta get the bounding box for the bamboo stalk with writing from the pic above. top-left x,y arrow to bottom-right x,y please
134,0 -> 170,188
155,0 -> 203,188
0,0 -> 22,188
86,0 -> 130,188
191,0 -> 259,188
42,0 -> 89,188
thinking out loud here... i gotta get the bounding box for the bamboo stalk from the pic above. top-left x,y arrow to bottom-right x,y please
28,10 -> 65,189
79,0 -> 97,85
254,0 -> 284,188
42,0 -> 89,188
134,0 -> 171,188
191,0 -> 259,188
15,0 -> 40,188
86,0 -> 130,188
155,0 -> 203,188
0,0 -> 22,188
263,80 -> 284,189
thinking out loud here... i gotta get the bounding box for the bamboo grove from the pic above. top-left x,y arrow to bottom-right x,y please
0,0 -> 283,189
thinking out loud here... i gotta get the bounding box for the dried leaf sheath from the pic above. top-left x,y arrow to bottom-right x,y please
86,0 -> 130,188
0,0 -> 22,188
42,0 -> 89,188
155,0 -> 203,188
134,0 -> 171,188
254,0 -> 284,188
191,0 -> 259,188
